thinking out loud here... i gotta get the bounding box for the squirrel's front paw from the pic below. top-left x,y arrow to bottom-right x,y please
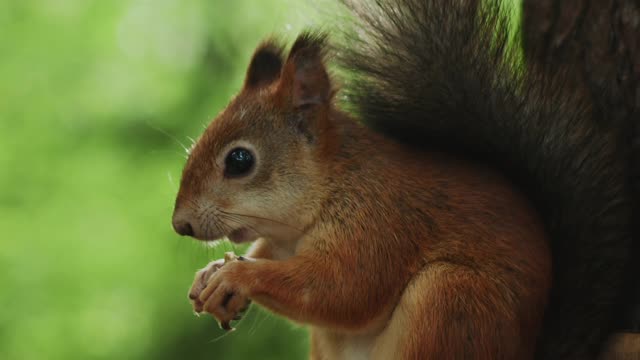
198,260 -> 251,331
188,259 -> 226,314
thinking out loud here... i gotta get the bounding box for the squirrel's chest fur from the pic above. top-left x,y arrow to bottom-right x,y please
302,134 -> 551,359
311,329 -> 374,360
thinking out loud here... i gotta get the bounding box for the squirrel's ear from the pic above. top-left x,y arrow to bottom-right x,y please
280,32 -> 331,107
244,40 -> 284,89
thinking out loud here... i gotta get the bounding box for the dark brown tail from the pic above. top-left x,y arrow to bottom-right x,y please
336,0 -> 638,358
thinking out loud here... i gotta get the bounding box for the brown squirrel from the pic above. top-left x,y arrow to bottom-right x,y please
172,0 -> 638,359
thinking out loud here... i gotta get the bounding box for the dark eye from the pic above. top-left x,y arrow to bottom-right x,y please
224,147 -> 255,178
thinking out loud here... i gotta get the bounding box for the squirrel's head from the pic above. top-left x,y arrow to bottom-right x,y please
172,33 -> 336,244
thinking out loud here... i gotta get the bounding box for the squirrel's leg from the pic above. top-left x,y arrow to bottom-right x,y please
309,331 -> 323,360
198,252 -> 403,332
372,263 -> 540,360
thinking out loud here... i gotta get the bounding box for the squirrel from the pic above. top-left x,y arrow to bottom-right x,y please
172,0 -> 638,359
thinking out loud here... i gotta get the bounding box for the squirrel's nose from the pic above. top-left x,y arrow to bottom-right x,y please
173,219 -> 194,237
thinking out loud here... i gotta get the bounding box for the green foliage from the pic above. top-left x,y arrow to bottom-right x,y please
0,0 -> 312,359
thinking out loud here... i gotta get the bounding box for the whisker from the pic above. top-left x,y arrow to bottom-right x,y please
249,308 -> 271,336
144,120 -> 190,153
218,214 -> 270,239
212,215 -> 228,240
148,149 -> 191,160
167,171 -> 178,192
219,210 -> 307,235
183,199 -> 200,215
207,327 -> 235,343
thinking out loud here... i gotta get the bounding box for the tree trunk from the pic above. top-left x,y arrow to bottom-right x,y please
521,0 -> 640,345
522,0 -> 639,129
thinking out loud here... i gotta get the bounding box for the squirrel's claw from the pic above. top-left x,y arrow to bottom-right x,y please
219,320 -> 235,331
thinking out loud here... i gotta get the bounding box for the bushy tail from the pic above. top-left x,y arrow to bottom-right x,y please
336,0 -> 636,358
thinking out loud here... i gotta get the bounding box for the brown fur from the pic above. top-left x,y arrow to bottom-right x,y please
600,334 -> 640,360
175,34 -> 552,359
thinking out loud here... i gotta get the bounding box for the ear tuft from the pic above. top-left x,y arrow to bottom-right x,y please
283,32 -> 332,107
245,40 -> 285,89
289,32 -> 328,62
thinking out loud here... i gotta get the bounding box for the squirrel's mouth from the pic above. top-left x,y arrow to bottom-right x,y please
227,227 -> 259,243
192,226 -> 259,244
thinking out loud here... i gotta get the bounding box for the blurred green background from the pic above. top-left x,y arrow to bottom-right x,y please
0,0 -> 317,359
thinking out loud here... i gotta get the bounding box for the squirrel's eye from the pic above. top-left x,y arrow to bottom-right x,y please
224,147 -> 255,178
